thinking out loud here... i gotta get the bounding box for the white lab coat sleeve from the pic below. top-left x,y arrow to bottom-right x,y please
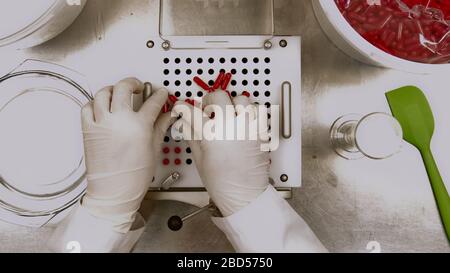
47,202 -> 145,253
212,185 -> 328,253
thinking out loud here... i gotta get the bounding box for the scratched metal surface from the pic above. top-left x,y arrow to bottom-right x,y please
0,0 -> 449,253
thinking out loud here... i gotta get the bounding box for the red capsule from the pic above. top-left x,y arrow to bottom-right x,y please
212,71 -> 225,90
168,95 -> 178,104
174,147 -> 182,154
162,102 -> 170,113
162,159 -> 170,166
193,76 -> 211,91
163,147 -> 170,154
185,99 -> 195,106
174,158 -> 182,165
242,91 -> 250,98
221,73 -> 232,90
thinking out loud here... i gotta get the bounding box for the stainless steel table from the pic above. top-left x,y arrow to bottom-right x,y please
0,0 -> 449,253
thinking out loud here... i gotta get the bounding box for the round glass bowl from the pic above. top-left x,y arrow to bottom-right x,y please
0,60 -> 91,227
312,0 -> 450,73
0,0 -> 86,49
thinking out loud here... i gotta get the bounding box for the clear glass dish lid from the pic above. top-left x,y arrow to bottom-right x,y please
0,60 -> 91,227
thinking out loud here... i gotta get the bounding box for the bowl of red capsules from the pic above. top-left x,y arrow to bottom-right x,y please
313,0 -> 450,73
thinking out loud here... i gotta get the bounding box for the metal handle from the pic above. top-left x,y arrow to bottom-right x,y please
281,81 -> 292,139
158,0 -> 275,50
168,203 -> 215,231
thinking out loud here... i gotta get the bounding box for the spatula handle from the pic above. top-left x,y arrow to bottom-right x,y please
421,149 -> 450,241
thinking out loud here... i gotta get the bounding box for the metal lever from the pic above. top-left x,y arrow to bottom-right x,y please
160,172 -> 181,190
168,203 -> 215,231
143,82 -> 152,101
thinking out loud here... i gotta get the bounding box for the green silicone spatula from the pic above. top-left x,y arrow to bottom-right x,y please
386,86 -> 450,241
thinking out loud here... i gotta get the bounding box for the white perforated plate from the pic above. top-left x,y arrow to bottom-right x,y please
145,36 -> 301,189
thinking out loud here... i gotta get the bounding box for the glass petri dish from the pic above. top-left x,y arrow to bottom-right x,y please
0,62 -> 91,226
0,0 -> 56,41
0,0 -> 87,49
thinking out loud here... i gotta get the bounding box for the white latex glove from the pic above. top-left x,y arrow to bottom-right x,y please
173,91 -> 270,217
81,78 -> 174,233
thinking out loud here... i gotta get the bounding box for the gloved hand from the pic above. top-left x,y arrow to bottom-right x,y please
80,78 -> 174,233
173,91 -> 270,217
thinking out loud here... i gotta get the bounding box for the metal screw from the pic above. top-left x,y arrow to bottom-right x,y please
279,39 -> 288,48
264,40 -> 273,50
280,174 -> 289,182
146,40 -> 155,48
162,40 -> 171,51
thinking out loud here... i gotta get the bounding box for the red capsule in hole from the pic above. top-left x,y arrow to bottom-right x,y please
221,73 -> 232,90
193,76 -> 211,91
213,71 -> 225,90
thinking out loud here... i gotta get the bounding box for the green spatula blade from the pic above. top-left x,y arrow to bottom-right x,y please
386,86 -> 450,241
386,86 -> 434,150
